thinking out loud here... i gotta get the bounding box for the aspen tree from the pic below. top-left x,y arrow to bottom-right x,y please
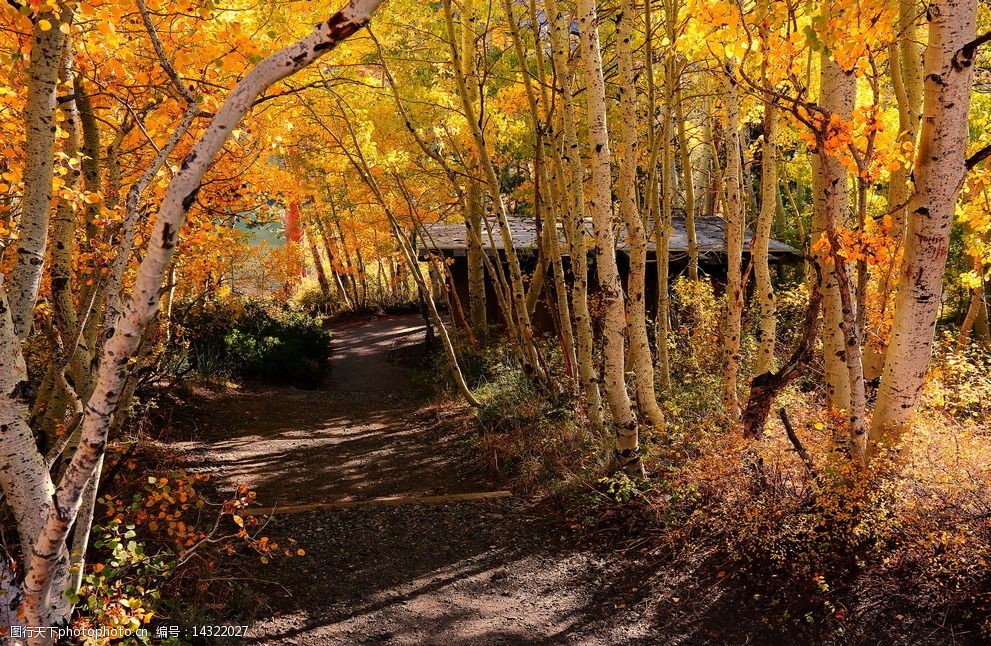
16,0 -> 388,632
578,0 -> 641,472
676,88 -> 699,282
871,0 -> 981,455
868,0 -> 927,385
9,7 -> 70,339
543,0 -> 604,428
958,255 -> 988,349
720,68 -> 745,422
305,218 -> 334,300
811,57 -> 855,415
753,63 -> 778,375
888,0 -> 925,246
655,52 -> 675,389
461,0 -> 487,331
617,0 -> 665,428
808,49 -> 869,462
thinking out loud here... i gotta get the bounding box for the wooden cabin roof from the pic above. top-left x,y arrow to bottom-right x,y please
417,214 -> 801,260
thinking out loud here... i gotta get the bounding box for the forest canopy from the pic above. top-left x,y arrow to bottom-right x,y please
1,0 -> 990,642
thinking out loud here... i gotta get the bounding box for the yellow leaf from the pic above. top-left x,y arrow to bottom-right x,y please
38,19 -> 52,32
233,514 -> 244,527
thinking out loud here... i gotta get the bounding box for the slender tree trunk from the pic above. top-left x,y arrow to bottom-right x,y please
754,93 -> 777,374
616,0 -> 664,428
974,285 -> 991,346
43,57 -> 83,449
888,0 -> 925,247
9,11 -> 69,338
700,100 -> 716,222
74,75 -> 103,241
655,55 -> 675,389
544,0 -> 603,427
305,219 -> 333,300
0,280 -> 56,572
811,57 -> 855,414
958,259 -> 985,349
720,69 -> 745,422
333,219 -> 362,307
578,0 -> 641,472
676,88 -> 699,282
461,0 -> 487,330
871,0 -> 980,454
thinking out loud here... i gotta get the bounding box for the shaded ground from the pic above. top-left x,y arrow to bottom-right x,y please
169,315 -> 770,644
172,316 -> 490,506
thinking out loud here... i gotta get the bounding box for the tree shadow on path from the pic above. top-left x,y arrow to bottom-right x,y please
171,315 -> 774,645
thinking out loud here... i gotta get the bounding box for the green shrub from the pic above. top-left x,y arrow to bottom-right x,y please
176,299 -> 332,388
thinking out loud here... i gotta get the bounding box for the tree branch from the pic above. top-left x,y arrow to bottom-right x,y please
778,408 -> 817,480
741,258 -> 823,439
953,30 -> 991,70
965,142 -> 991,170
136,0 -> 198,105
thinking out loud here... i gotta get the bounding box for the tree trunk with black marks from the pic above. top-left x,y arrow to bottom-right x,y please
9,11 -> 69,339
720,68 -> 745,422
871,0 -> 980,456
578,0 -> 641,473
17,1 -> 389,634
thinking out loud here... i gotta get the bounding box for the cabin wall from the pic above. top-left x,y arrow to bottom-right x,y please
442,251 -> 799,336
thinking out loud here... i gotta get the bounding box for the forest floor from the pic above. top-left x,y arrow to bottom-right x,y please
169,315 -> 701,645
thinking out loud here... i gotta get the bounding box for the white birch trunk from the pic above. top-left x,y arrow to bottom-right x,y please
754,100 -> 777,375
811,57 -> 855,414
720,70 -> 745,422
578,0 -> 640,471
617,0 -> 664,429
676,89 -> 699,282
0,280 -> 56,569
18,1 -> 387,633
871,0 -> 979,453
461,0 -> 487,331
8,13 -> 69,338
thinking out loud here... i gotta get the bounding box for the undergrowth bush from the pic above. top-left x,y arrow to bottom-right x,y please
430,277 -> 991,640
70,447 -> 302,644
174,298 -> 332,388
431,336 -> 601,493
922,333 -> 991,421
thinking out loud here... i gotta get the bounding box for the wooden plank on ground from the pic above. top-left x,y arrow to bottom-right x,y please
243,490 -> 513,516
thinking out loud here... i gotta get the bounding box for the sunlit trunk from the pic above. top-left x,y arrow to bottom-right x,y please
872,0 -> 980,455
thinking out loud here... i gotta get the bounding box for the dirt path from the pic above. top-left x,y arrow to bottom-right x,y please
173,315 -> 668,644
172,316 -> 491,505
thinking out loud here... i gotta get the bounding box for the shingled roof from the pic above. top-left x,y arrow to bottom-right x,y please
418,215 -> 801,259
